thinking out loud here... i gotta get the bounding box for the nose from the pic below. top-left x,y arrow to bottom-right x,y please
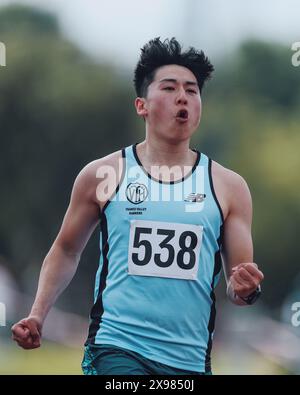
176,87 -> 188,105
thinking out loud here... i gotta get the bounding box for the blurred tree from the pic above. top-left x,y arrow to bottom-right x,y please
0,4 -> 60,36
0,5 -> 136,315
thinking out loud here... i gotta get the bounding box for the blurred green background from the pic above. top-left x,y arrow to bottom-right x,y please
0,2 -> 300,375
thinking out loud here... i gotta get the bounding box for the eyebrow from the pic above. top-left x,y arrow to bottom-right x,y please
158,78 -> 198,87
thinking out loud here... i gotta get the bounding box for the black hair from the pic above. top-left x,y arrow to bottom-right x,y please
134,37 -> 214,97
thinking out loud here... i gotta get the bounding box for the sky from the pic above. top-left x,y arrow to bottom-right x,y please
0,0 -> 299,70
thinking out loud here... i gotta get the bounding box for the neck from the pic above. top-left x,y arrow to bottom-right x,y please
137,137 -> 195,168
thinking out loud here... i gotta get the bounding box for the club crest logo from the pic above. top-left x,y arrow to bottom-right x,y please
126,183 -> 148,204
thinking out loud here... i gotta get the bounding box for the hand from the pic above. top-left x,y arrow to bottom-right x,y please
229,263 -> 264,298
11,316 -> 42,350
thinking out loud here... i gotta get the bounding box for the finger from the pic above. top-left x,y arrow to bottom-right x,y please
231,277 -> 255,298
13,336 -> 31,348
230,277 -> 243,293
233,263 -> 249,270
238,268 -> 257,287
236,262 -> 259,270
22,338 -> 40,350
11,325 -> 30,340
232,263 -> 252,274
12,332 -> 25,342
26,319 -> 41,341
15,335 -> 40,350
243,264 -> 264,281
232,272 -> 246,287
32,336 -> 41,347
19,341 -> 39,350
233,272 -> 257,294
11,333 -> 32,345
22,343 -> 40,350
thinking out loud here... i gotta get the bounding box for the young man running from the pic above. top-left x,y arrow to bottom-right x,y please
12,37 -> 264,375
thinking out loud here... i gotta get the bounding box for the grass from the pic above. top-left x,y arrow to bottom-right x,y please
0,340 -> 288,375
0,341 -> 83,375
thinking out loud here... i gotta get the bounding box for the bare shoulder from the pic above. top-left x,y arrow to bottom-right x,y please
75,149 -> 124,207
212,160 -> 250,191
81,149 -> 123,178
211,160 -> 252,219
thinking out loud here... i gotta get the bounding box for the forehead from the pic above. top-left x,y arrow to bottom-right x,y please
153,64 -> 197,84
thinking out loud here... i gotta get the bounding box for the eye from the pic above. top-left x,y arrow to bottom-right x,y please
163,86 -> 175,91
187,89 -> 197,94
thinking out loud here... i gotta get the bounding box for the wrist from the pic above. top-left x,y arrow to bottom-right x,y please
239,285 -> 261,305
29,307 -> 48,325
227,282 -> 246,305
227,282 -> 261,306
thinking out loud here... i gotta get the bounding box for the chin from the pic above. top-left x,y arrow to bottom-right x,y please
175,126 -> 195,138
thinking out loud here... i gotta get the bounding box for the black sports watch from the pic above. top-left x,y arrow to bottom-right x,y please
239,286 -> 261,305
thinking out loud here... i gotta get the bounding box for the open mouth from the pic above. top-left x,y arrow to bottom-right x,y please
176,109 -> 189,120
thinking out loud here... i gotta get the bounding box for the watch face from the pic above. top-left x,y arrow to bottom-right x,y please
242,288 -> 261,305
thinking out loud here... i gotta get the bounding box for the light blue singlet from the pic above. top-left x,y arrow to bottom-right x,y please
86,143 -> 224,373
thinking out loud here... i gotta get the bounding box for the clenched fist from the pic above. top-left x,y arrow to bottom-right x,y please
229,262 -> 264,299
11,316 -> 42,350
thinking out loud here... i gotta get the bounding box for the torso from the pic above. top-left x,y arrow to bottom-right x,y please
86,143 -> 226,371
88,147 -> 231,221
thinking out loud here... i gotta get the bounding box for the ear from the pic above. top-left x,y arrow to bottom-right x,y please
135,97 -> 148,117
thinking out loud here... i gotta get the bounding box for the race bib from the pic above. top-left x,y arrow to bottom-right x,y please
128,220 -> 203,280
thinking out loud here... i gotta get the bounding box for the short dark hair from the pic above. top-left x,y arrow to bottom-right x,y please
134,37 -> 214,97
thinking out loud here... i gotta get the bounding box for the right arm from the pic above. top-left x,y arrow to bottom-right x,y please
11,162 -> 100,349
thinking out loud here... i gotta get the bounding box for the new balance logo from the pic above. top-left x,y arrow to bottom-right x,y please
184,193 -> 206,203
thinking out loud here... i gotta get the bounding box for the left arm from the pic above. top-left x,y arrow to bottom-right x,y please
221,172 -> 264,306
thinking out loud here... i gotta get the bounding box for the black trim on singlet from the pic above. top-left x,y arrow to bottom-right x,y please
204,225 -> 224,372
85,212 -> 110,345
132,142 -> 201,185
208,158 -> 225,225
102,148 -> 126,213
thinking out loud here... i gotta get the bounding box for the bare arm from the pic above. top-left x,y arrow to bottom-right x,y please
221,172 -> 264,306
12,162 -> 100,348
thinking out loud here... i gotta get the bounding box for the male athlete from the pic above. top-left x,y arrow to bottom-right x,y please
12,38 -> 264,375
